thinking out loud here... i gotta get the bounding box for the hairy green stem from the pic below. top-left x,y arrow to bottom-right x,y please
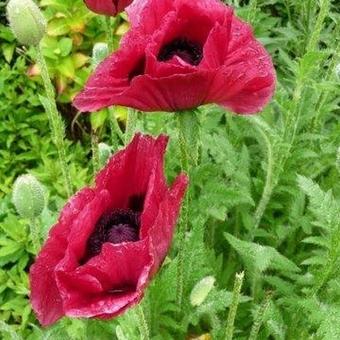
252,120 -> 275,233
36,45 -> 72,197
175,112 -> 193,309
105,16 -> 114,52
248,291 -> 272,340
311,223 -> 340,296
225,272 -> 245,340
312,36 -> 339,130
91,130 -> 99,174
125,109 -> 138,144
247,0 -> 258,24
135,305 -> 150,340
108,107 -> 124,151
30,217 -> 40,253
306,0 -> 330,53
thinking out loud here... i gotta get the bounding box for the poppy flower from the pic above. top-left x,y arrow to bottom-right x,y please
74,0 -> 276,114
83,0 -> 133,16
29,134 -> 188,326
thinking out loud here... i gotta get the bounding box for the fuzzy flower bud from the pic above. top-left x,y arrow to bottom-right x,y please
190,276 -> 216,307
92,43 -> 109,68
98,142 -> 112,167
7,0 -> 47,46
12,174 -> 45,219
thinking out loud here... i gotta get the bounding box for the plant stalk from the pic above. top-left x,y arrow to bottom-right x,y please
105,16 -> 115,52
125,109 -> 138,144
36,44 -> 72,197
91,130 -> 99,174
248,291 -> 272,340
135,305 -> 150,340
108,107 -> 124,151
175,111 -> 199,309
30,217 -> 40,253
225,272 -> 245,340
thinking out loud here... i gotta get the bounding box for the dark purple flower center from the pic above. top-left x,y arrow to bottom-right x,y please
82,209 -> 140,263
128,57 -> 146,82
158,38 -> 203,66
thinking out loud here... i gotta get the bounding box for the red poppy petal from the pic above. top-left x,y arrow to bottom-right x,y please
57,239 -> 152,318
127,0 -> 175,31
29,188 -> 95,326
128,0 -> 226,30
96,134 -> 169,208
120,71 -> 216,112
84,0 -> 117,16
148,174 -> 189,269
63,190 -> 112,264
73,31 -> 148,113
204,16 -> 275,114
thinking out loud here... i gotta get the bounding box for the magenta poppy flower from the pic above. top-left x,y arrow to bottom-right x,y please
74,0 -> 276,114
29,134 -> 188,326
83,0 -> 133,16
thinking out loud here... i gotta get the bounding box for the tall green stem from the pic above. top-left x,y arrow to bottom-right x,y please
252,119 -> 275,234
125,109 -> 138,144
91,130 -> 99,174
108,107 -> 123,151
105,16 -> 114,52
135,305 -> 150,340
104,17 -> 125,150
225,272 -> 245,340
247,0 -> 258,24
248,291 -> 272,340
176,110 -> 200,309
306,0 -> 330,53
30,217 -> 40,253
36,44 -> 72,197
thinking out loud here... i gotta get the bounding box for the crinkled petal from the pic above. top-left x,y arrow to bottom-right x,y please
56,239 -> 152,318
83,0 -> 133,16
95,133 -> 169,207
29,188 -> 95,326
146,174 -> 189,269
84,0 -> 117,16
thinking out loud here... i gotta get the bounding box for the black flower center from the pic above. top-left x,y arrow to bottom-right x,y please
158,38 -> 203,66
82,209 -> 140,263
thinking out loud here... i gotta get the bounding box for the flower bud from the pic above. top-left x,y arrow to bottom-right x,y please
92,43 -> 109,68
98,143 -> 112,167
12,175 -> 45,219
190,276 -> 215,307
7,0 -> 47,46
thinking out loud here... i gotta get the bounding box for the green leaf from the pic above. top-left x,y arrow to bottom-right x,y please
224,233 -> 300,275
58,37 -> 73,57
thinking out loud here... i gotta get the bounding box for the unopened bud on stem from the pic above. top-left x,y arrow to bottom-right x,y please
190,276 -> 215,306
98,143 -> 112,167
12,174 -> 45,219
92,43 -> 109,68
7,0 -> 47,46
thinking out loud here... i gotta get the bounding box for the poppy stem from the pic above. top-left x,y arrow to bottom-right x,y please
135,305 -> 150,340
91,129 -> 100,174
105,16 -> 115,52
108,107 -> 124,151
175,110 -> 200,309
30,217 -> 41,253
225,272 -> 244,340
248,291 -> 273,340
125,109 -> 138,144
35,44 -> 72,197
